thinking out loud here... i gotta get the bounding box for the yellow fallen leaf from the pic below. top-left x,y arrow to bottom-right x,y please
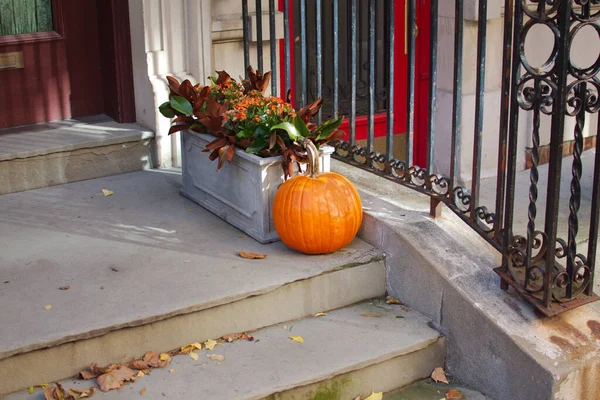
314,312 -> 328,317
431,367 -> 449,384
289,336 -> 304,343
237,251 -> 267,259
169,369 -> 175,373
137,371 -> 145,378
446,388 -> 464,399
44,305 -> 52,311
159,353 -> 171,362
187,208 -> 193,211
180,342 -> 202,354
360,313 -> 381,317
28,386 -> 34,394
204,339 -> 217,351
39,384 -> 49,389
364,391 -> 383,400
140,388 -> 147,395
386,296 -> 403,304
207,354 -> 225,361
189,351 -> 199,361
101,189 -> 114,197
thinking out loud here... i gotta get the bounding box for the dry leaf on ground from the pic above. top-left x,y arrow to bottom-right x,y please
140,388 -> 147,395
314,312 -> 328,317
97,365 -> 136,392
137,371 -> 145,378
282,325 -> 289,331
207,354 -> 225,361
360,313 -> 381,318
386,297 -> 403,304
101,189 -> 114,197
445,389 -> 464,399
44,305 -> 52,311
180,342 -> 203,353
67,388 -> 96,399
44,383 -> 95,400
28,387 -> 34,394
237,251 -> 267,259
364,391 -> 383,400
401,305 -> 409,312
159,353 -> 171,362
222,332 -> 254,342
169,369 -> 176,373
431,367 -> 449,384
189,351 -> 199,360
353,396 -> 361,400
289,336 -> 304,343
204,339 -> 218,350
58,285 -> 70,291
130,351 -> 170,370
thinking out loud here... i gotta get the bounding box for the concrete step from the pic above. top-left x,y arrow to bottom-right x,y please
0,117 -> 154,195
4,300 -> 445,400
0,170 -> 386,395
383,379 -> 490,400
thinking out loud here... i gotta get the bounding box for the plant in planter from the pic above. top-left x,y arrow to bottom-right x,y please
158,66 -> 348,244
159,66 -> 344,178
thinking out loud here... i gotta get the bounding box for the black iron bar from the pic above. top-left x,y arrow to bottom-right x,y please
470,0 -> 487,222
543,0 -> 572,306
256,0 -> 263,72
385,0 -> 395,162
427,0 -> 438,172
449,0 -> 464,190
333,0 -> 339,119
269,0 -> 277,96
283,0 -> 291,99
495,0 -> 514,252
349,0 -> 357,150
316,0 -> 323,124
368,0 -> 376,154
242,0 -> 250,79
300,0 -> 307,106
406,0 -> 416,166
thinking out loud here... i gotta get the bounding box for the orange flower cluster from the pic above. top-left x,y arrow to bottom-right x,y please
229,95 -> 295,123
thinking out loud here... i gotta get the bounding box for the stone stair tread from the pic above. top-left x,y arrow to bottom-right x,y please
4,301 -> 442,400
0,170 -> 383,361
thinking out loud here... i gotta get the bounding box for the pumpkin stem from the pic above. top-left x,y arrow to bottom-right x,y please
304,139 -> 320,178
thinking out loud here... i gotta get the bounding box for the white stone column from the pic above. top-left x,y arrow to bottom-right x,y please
128,0 -> 212,168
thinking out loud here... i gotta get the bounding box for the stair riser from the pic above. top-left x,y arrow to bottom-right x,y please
0,261 -> 385,395
0,141 -> 152,195
265,338 -> 446,400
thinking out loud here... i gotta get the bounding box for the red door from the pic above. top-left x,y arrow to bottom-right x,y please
0,0 -> 130,129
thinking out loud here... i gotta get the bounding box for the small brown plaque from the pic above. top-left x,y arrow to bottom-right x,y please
0,51 -> 24,71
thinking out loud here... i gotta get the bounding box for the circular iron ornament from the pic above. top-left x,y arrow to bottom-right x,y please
565,79 -> 600,116
568,22 -> 600,79
452,186 -> 472,213
519,19 -> 561,77
474,206 -> 496,233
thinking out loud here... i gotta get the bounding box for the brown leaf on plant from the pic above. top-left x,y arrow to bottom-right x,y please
297,98 -> 324,123
167,76 -> 181,96
216,70 -> 232,87
179,80 -> 198,104
445,389 -> 463,399
237,252 -> 267,259
431,367 -> 449,384
97,365 -> 136,392
246,66 -> 271,94
222,332 -> 254,342
360,313 -> 381,318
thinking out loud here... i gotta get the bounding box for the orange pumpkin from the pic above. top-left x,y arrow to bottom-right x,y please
272,140 -> 363,254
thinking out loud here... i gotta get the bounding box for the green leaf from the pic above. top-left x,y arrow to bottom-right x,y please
245,135 -> 268,154
159,101 -> 176,118
170,96 -> 193,115
271,122 -> 301,140
315,116 -> 344,140
293,115 -> 310,138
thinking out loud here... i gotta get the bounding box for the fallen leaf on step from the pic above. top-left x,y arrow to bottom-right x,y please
360,313 -> 381,318
431,367 -> 449,384
364,390 -> 383,400
282,325 -> 289,331
187,208 -> 194,211
401,305 -> 409,312
58,285 -> 70,291
43,383 -> 68,400
222,332 -> 254,342
239,235 -> 248,239
159,353 -> 171,362
314,312 -> 328,317
445,389 -> 463,399
101,189 -> 114,197
97,365 -> 136,392
28,387 -> 34,394
237,251 -> 267,259
289,336 -> 304,343
353,396 -> 361,400
40,384 -> 49,389
130,352 -> 170,370
181,342 -> 203,354
207,354 -> 225,361
44,305 -> 52,311
137,371 -> 145,378
169,369 -> 175,373
386,296 -> 403,304
204,339 -> 218,350
189,351 -> 199,360
67,387 -> 96,399
140,388 -> 147,395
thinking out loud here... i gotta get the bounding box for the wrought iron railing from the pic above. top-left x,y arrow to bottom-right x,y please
241,0 -> 600,316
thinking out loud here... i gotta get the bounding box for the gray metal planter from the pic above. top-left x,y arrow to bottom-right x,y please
180,130 -> 334,243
